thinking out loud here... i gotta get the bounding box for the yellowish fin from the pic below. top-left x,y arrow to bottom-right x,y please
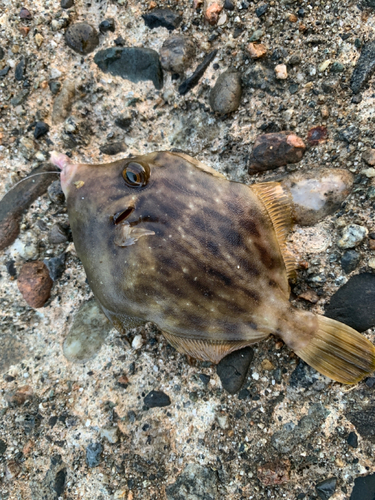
294,315 -> 375,384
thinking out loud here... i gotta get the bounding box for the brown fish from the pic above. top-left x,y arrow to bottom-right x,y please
51,150 -> 375,384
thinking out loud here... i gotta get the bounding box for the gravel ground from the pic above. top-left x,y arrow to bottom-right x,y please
1,0 -> 375,499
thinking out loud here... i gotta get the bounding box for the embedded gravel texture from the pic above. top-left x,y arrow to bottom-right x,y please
1,1 -> 375,499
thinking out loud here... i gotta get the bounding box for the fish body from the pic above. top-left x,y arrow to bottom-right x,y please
52,151 -> 375,384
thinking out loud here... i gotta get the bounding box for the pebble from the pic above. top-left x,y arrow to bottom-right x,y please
307,125 -> 327,146
0,47 -> 4,60
17,261 -> 53,308
65,23 -> 99,55
49,81 -> 61,95
216,347 -> 253,394
86,442 -> 103,468
256,3 -> 269,17
347,431 -> 358,448
10,233 -> 39,260
341,250 -> 360,274
346,405 -> 375,443
330,62 -> 344,73
100,426 -> 119,444
131,334 -> 143,350
257,459 -> 290,486
288,54 -> 301,66
178,49 -> 217,95
209,69 -> 242,114
281,168 -> 353,226
144,390 -> 171,408
315,477 -> 337,500
99,18 -> 115,33
275,64 -> 288,79
337,224 -> 368,249
165,464 -> 218,500
246,42 -> 267,59
94,47 -> 163,90
34,33 -> 44,47
61,0 -> 74,7
350,474 -> 375,500
289,361 -> 319,389
114,112 -> 132,130
325,273 -> 375,332
351,41 -> 375,94
205,2 -> 223,25
52,79 -> 76,124
11,90 -> 29,106
248,131 -> 306,173
224,0 -> 235,10
44,253 -> 66,281
34,121 -> 49,139
0,440 -> 7,455
142,9 -> 182,31
319,60 -> 331,73
19,7 -> 32,19
48,223 -> 69,244
0,66 -> 10,78
363,149 -> 375,166
249,29 -> 264,42
160,35 -> 196,75
63,298 -> 112,362
5,385 -> 33,407
48,180 -> 65,204
99,142 -> 127,155
15,57 -> 26,81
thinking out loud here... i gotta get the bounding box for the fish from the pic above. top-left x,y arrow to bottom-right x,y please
50,150 -> 375,385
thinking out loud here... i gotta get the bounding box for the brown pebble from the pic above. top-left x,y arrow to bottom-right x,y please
369,239 -> 375,250
19,26 -> 30,37
52,79 -> 76,124
205,2 -> 223,25
321,105 -> 330,118
363,149 -> 375,166
246,42 -> 267,59
248,131 -> 306,173
289,13 -> 298,22
19,7 -> 32,19
17,261 -> 53,308
5,385 -> 33,407
261,359 -> 275,371
299,23 -> 307,32
298,288 -> 319,304
257,459 -> 291,486
307,125 -> 328,146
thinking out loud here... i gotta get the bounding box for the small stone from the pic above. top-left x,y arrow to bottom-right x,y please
249,131 -> 305,173
362,168 -> 375,178
114,36 -> 125,46
65,23 -> 99,55
224,0 -> 235,10
350,474 -> 375,500
160,35 -> 196,75
5,260 -> 17,278
261,359 -> 275,371
52,79 -> 76,124
131,334 -> 143,350
15,58 -> 26,81
246,42 -> 267,59
368,257 -> 375,270
99,18 -> 116,33
321,105 -> 329,118
63,298 -> 112,362
100,142 -> 127,156
315,477 -> 337,500
34,121 -> 49,139
325,273 -> 375,332
199,373 -> 210,385
48,224 -> 69,244
34,33 -> 44,47
319,60 -> 331,72
61,0 -> 74,7
205,2 -> 223,25
338,224 -> 368,249
209,69 -> 242,114
363,149 -> 375,166
275,64 -> 288,79
49,81 -> 61,95
166,464 -> 218,500
100,426 -> 119,444
20,7 -> 32,19
289,13 -> 298,22
86,442 -> 103,468
17,261 -> 53,308
94,47 -> 163,90
44,253 -> 66,281
114,112 -> 132,130
144,390 -> 171,408
330,62 -> 344,73
249,29 -> 264,42
288,54 -> 301,66
341,250 -> 360,274
257,459 -> 290,485
142,9 -> 182,31
347,431 -> 358,448
255,3 -> 269,17
5,385 -> 33,407
0,66 -> 10,78
216,347 -> 254,394
366,377 -> 375,388
10,89 -> 29,106
48,180 -> 65,203
351,41 -> 375,94
0,440 -> 7,455
307,126 -> 328,146
298,288 -> 319,303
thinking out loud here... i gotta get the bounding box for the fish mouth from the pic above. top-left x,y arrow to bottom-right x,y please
111,207 -> 159,227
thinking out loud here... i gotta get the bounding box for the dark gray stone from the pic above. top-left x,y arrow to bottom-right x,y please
347,431 -> 358,448
351,41 -> 375,94
144,390 -> 171,408
94,47 -> 163,90
316,477 -> 337,500
0,47 -> 4,60
34,121 -> 50,139
65,22 -> 99,55
216,347 -> 253,394
0,65 -> 10,78
0,439 -> 7,455
142,9 -> 182,31
99,141 -> 127,155
330,62 -> 344,73
114,113 -> 132,130
325,273 -> 375,331
44,253 -> 66,281
61,0 -> 74,7
10,90 -> 29,106
346,405 -> 375,443
209,69 -> 242,115
99,18 -> 115,33
271,404 -> 329,454
350,474 -> 375,500
341,250 -> 360,274
178,50 -> 217,95
256,4 -> 269,17
49,81 -> 61,95
86,442 -> 103,467
48,180 -> 65,204
160,35 -> 196,75
165,463 -> 218,500
15,58 -> 26,81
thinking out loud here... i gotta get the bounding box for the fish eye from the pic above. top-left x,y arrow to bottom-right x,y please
122,161 -> 150,188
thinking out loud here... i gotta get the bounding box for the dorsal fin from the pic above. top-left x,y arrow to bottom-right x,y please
170,152 -> 226,179
251,182 -> 296,280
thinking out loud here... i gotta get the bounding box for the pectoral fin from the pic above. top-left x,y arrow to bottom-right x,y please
114,221 -> 155,247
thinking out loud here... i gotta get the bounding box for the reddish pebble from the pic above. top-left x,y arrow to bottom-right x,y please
298,288 -> 319,304
19,27 -> 30,37
289,13 -> 298,22
307,125 -> 328,146
5,385 -> 33,407
19,7 -> 32,19
247,42 -> 267,59
257,459 -> 291,486
205,2 -> 223,25
17,261 -> 53,308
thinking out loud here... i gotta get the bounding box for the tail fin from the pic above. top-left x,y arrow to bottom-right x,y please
294,316 -> 375,384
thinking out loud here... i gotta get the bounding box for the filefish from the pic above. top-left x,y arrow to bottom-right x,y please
51,150 -> 375,384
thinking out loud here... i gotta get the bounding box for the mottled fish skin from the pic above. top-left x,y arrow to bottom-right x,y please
66,152 -> 291,347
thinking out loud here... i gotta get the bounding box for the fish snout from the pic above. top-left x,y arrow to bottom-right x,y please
50,152 -> 78,196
